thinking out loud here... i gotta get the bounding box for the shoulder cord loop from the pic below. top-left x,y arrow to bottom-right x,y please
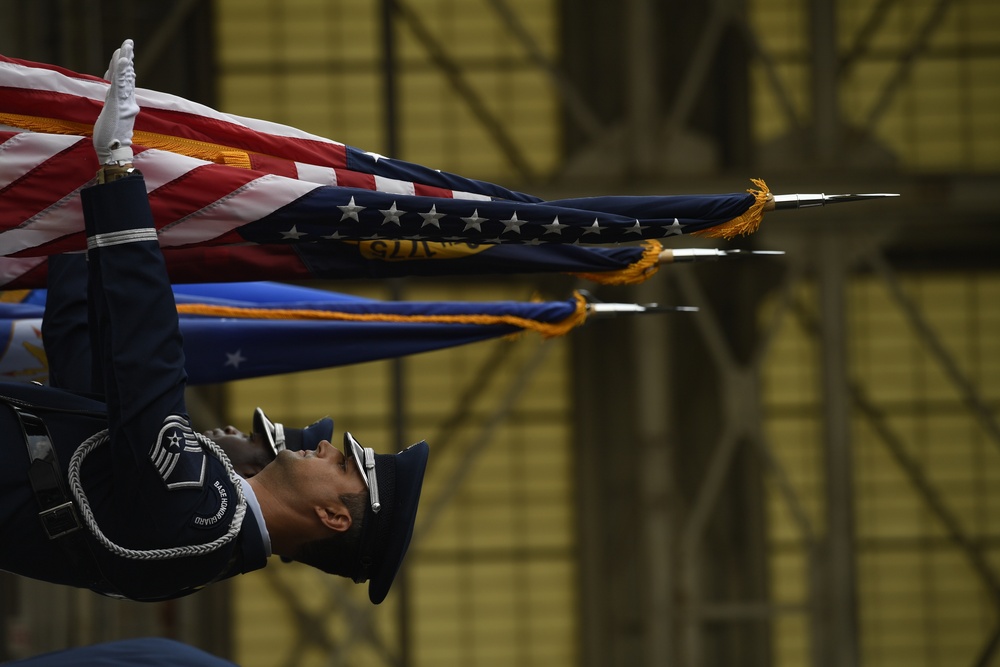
67,430 -> 247,560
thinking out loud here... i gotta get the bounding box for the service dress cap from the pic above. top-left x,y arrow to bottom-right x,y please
344,433 -> 429,604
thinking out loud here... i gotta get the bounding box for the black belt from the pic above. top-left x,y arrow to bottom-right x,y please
17,407 -> 82,539
15,406 -> 119,596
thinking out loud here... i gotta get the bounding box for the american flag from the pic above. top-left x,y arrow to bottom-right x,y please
158,240 -> 665,288
0,53 -> 769,289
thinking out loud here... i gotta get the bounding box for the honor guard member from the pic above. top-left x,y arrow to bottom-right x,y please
0,40 -> 428,604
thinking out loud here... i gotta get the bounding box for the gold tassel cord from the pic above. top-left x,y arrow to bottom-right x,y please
0,113 -> 93,138
691,178 -> 770,240
0,113 -> 254,168
176,291 -> 590,340
0,290 -> 31,303
571,239 -> 662,285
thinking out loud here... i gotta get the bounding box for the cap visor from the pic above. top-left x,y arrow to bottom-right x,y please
252,407 -> 278,456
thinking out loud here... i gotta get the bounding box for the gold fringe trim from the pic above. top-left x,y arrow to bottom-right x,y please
0,290 -> 30,303
131,133 -> 254,168
691,178 -> 770,240
219,150 -> 253,170
176,291 -> 590,339
0,113 -> 254,168
571,239 -> 662,285
0,112 -> 92,137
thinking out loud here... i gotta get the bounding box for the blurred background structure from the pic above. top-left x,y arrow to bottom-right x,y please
1,0 -> 999,665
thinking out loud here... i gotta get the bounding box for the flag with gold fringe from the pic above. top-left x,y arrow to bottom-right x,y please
3,237 -> 666,290
0,281 -> 588,385
0,53 -> 768,289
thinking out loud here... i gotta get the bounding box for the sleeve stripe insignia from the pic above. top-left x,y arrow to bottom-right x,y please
150,415 -> 207,490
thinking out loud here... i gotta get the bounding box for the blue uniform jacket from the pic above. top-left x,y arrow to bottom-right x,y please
0,175 -> 267,601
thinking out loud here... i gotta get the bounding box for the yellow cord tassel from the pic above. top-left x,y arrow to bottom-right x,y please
0,113 -> 93,138
0,289 -> 30,303
0,112 -> 254,167
571,239 -> 662,285
691,178 -> 770,240
176,291 -> 590,339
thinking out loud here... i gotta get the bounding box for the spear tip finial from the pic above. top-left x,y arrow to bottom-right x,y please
768,192 -> 900,210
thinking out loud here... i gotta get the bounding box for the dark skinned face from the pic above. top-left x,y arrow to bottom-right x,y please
203,426 -> 273,478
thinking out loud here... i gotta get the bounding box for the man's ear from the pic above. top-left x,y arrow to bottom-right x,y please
315,505 -> 352,533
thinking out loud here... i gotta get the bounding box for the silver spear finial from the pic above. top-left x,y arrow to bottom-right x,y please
767,193 -> 900,210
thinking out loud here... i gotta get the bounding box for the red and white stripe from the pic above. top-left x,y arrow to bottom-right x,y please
0,53 -> 508,288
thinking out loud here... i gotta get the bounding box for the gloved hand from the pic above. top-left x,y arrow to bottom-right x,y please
93,39 -> 139,166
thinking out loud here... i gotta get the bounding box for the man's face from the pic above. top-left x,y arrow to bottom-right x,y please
273,439 -> 368,502
204,426 -> 273,477
206,428 -> 368,529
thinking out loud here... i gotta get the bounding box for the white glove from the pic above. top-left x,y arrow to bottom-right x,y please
93,39 -> 139,165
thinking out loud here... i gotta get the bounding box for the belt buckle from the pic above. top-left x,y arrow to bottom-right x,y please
39,501 -> 81,539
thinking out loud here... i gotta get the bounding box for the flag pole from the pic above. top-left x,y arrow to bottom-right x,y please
587,303 -> 700,316
765,192 -> 900,210
578,290 -> 699,316
659,248 -> 785,263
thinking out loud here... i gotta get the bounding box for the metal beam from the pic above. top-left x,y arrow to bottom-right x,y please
260,567 -> 402,667
751,258 -> 820,547
484,0 -> 604,139
414,339 -> 553,540
134,0 -> 201,76
838,0 -> 899,75
809,0 -> 841,164
625,0 -> 659,176
816,234 -> 859,667
696,601 -> 808,621
662,0 -> 731,151
862,0 -> 955,132
674,267 -> 776,666
848,382 -> 1000,601
867,252 -> 1000,451
739,22 -> 802,131
394,0 -> 537,181
632,278 -> 676,666
787,246 -> 1000,667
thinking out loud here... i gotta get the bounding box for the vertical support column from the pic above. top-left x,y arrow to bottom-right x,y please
809,0 -> 840,164
633,279 -> 676,666
817,235 -> 859,667
381,0 -> 400,158
380,5 -> 412,664
625,0 -> 660,177
389,284 -> 412,666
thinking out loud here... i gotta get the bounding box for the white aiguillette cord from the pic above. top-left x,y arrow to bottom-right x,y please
68,430 -> 247,560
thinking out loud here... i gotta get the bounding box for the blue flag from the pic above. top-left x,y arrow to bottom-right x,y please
0,282 -> 586,385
